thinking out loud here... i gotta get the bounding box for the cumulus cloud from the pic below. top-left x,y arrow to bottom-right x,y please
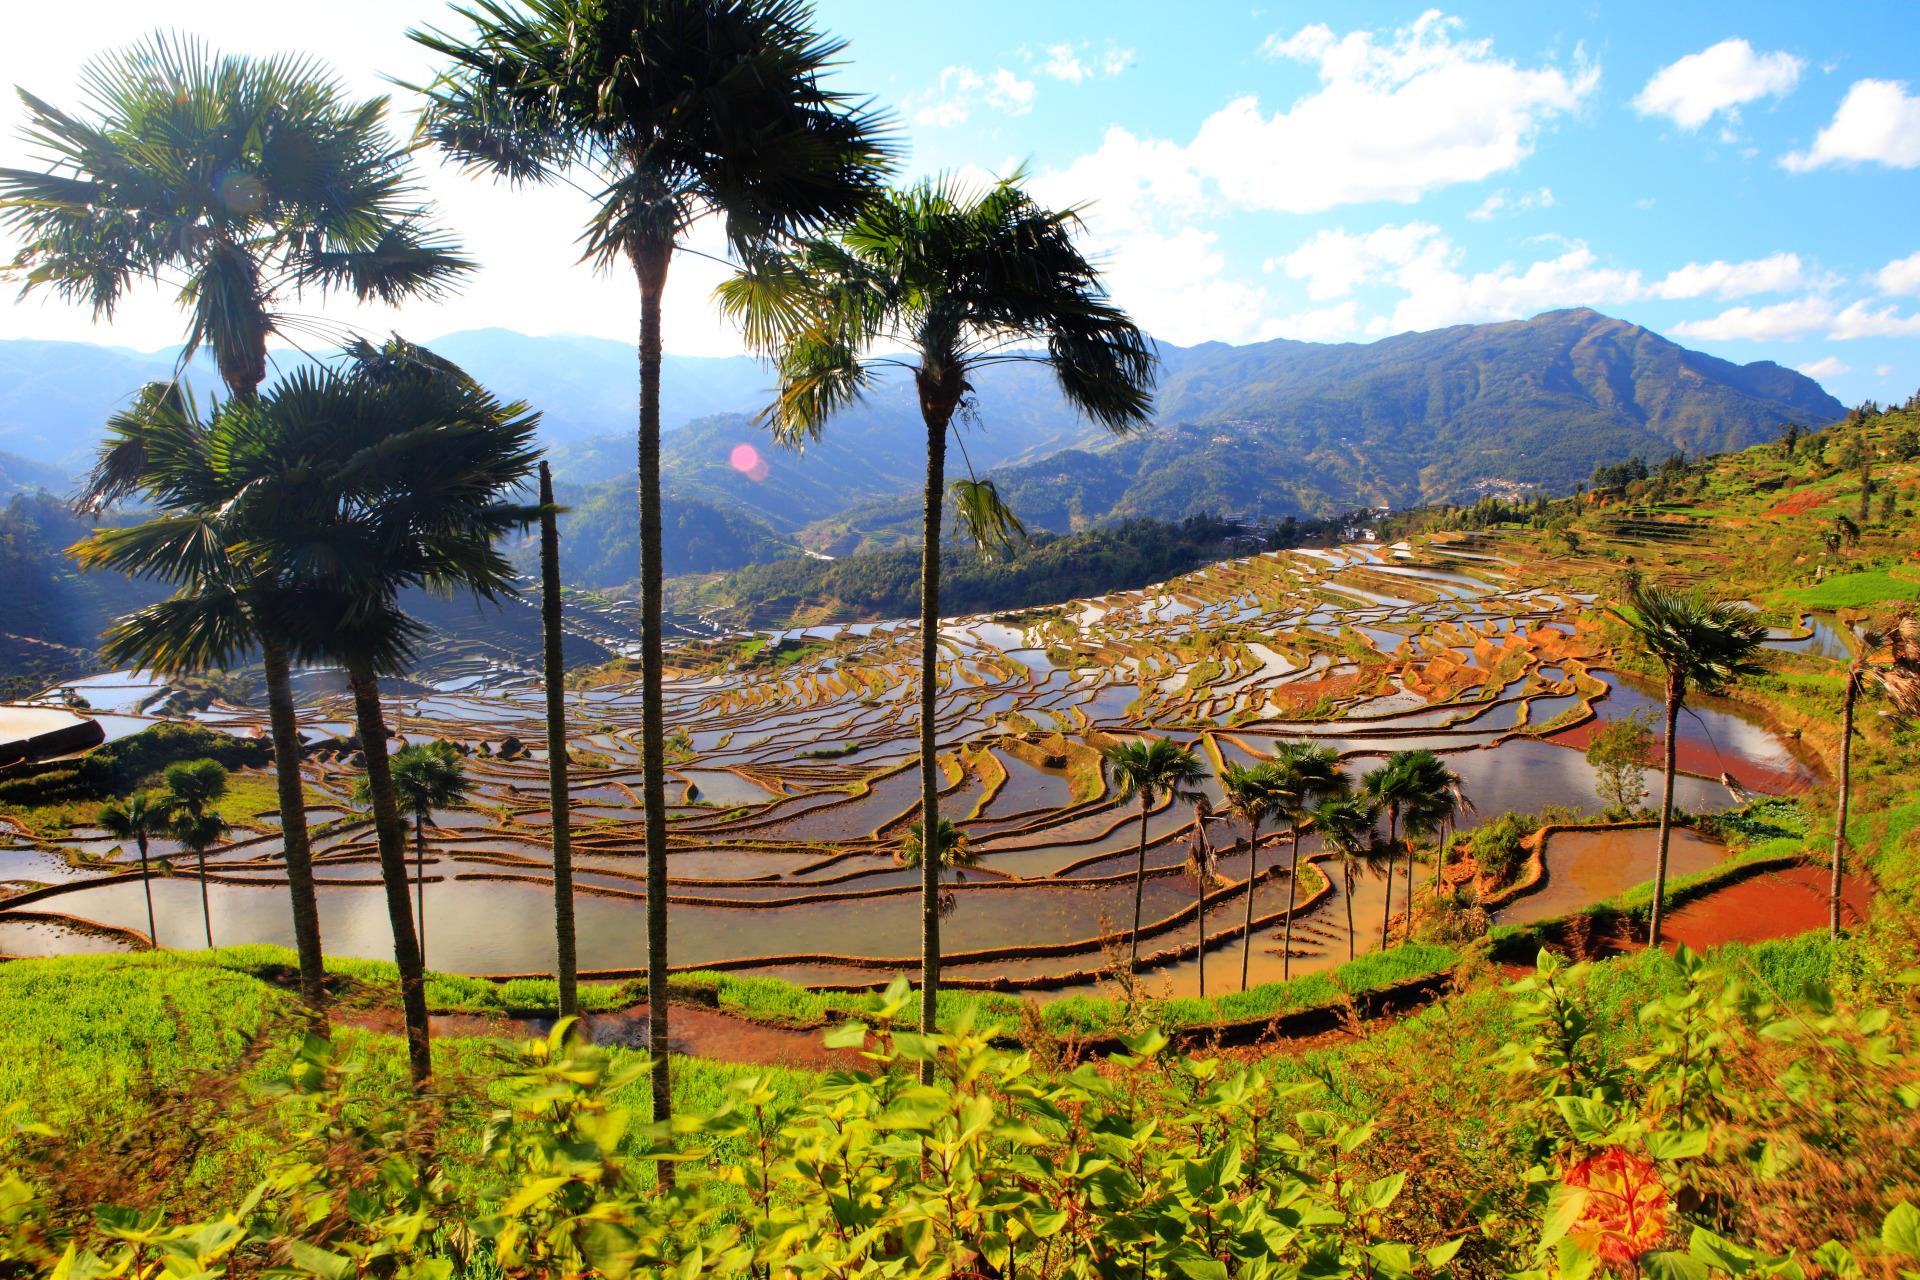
910,65 -> 1036,126
1783,79 -> 1920,170
1649,252 -> 1804,300
1829,300 -> 1920,339
1272,223 -> 1446,300
1875,250 -> 1920,295
1210,10 -> 1598,212
1094,227 -> 1275,346
1670,297 -> 1836,341
1633,38 -> 1802,130
1035,41 -> 1133,84
1797,356 -> 1850,379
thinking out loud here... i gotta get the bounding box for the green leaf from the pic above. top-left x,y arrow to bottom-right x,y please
1884,1202 -> 1920,1257
822,1020 -> 869,1050
287,1241 -> 356,1280
1552,1095 -> 1618,1143
502,1174 -> 574,1215
1426,1238 -> 1465,1269
1646,1128 -> 1710,1161
1367,1242 -> 1414,1275
1365,1173 -> 1407,1211
1643,1251 -> 1711,1280
1172,1252 -> 1230,1280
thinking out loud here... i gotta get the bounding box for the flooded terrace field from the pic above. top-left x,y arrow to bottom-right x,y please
0,535 -> 1820,996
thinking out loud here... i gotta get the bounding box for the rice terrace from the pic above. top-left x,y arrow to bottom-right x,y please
2,1 -> 1919,1276
0,536 -> 1827,996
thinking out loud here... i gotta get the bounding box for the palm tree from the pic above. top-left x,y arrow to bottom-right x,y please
1102,738 -> 1208,974
1186,798 -> 1222,1000
723,176 -> 1155,1047
1609,583 -> 1769,947
160,759 -> 229,949
1309,793 -> 1378,962
97,791 -> 170,949
538,462 -> 578,1016
1360,753 -> 1420,949
1394,751 -> 1468,938
73,388 -> 332,1015
16,35 -> 469,1015
415,0 -> 895,1126
899,817 -> 982,919
1220,760 -> 1285,992
1265,742 -> 1346,980
359,741 -> 471,971
1832,610 -> 1920,937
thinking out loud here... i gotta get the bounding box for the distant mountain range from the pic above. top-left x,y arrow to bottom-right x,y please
0,309 -> 1844,588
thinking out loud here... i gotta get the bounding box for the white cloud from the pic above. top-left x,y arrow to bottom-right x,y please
1096,227 -> 1273,346
1272,223 -> 1445,300
1102,47 -> 1136,76
1263,301 -> 1363,342
1671,297 -> 1835,341
1797,356 -> 1850,379
1875,251 -> 1920,295
1829,300 -> 1920,339
1877,364 -> 1896,377
1633,38 -> 1802,131
1039,43 -> 1088,83
1650,252 -> 1804,300
1379,242 -> 1643,333
1783,79 -> 1920,170
1210,11 -> 1597,212
1468,186 -> 1555,219
910,65 -> 1035,127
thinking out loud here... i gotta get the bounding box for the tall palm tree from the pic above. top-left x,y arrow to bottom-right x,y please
1609,583 -> 1768,947
1186,798 -> 1221,1000
538,462 -> 578,1016
723,176 -> 1155,1047
1832,610 -> 1920,937
160,759 -> 229,949
898,816 -> 982,920
1102,738 -> 1208,974
414,0 -> 895,1126
1310,792 -> 1378,963
73,387 -> 330,1014
1265,742 -> 1345,980
359,741 -> 471,970
97,791 -> 169,950
15,34 -> 469,1015
1361,754 -> 1420,949
1219,760 -> 1284,992
1395,751 -> 1468,938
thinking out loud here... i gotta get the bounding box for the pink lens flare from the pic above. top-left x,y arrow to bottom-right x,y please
729,442 -> 770,482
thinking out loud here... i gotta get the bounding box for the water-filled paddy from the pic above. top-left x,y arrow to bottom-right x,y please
3,536 -> 1811,991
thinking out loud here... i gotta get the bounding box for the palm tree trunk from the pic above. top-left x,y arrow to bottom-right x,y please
1403,828 -> 1416,937
1649,679 -> 1682,950
261,637 -> 326,1017
916,395 -> 951,1078
540,462 -> 578,1017
1380,808 -> 1399,949
197,847 -> 212,949
1282,826 -> 1302,981
1240,823 -> 1258,993
633,237 -> 674,1143
347,665 -> 431,1085
1830,669 -> 1856,939
414,811 -> 428,971
1129,797 -> 1149,974
1196,860 -> 1206,1001
136,835 -> 158,950
1344,861 -> 1357,961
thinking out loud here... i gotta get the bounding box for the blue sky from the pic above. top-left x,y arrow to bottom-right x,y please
4,1 -> 1919,404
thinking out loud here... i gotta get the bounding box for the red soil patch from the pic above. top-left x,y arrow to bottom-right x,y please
1660,864 -> 1870,952
1764,490 -> 1830,517
1544,721 -> 1813,796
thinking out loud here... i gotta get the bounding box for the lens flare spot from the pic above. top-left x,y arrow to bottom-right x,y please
729,442 -> 769,483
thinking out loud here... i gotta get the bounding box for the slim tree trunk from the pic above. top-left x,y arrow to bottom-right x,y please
1282,826 -> 1302,981
633,238 -> 674,1142
197,847 -> 212,949
915,389 -> 952,1079
1344,861 -> 1357,961
540,462 -> 579,1017
1380,808 -> 1398,950
1240,822 -> 1258,993
414,812 -> 427,971
1649,679 -> 1682,950
348,665 -> 431,1085
261,637 -> 326,1017
1830,669 -> 1856,939
1129,797 -> 1150,974
136,835 -> 158,950
1196,859 -> 1206,1001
